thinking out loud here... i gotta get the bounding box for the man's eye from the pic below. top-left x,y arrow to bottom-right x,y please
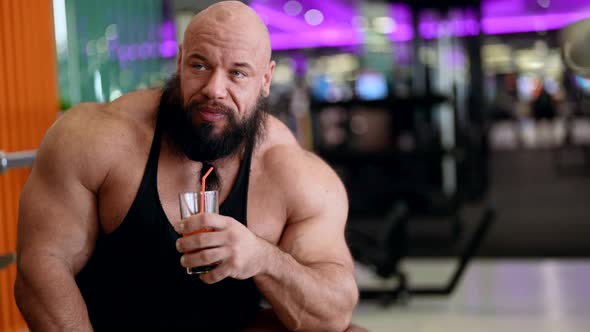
232,71 -> 246,78
192,63 -> 206,70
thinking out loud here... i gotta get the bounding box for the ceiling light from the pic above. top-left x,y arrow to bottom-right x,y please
283,1 -> 302,16
537,0 -> 550,9
304,9 -> 324,26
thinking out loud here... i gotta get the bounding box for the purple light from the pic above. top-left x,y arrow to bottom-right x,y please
138,43 -> 151,59
160,21 -> 176,40
283,1 -> 303,16
291,53 -> 308,77
391,24 -> 414,42
420,21 -> 438,39
117,45 -> 128,62
159,40 -> 178,58
251,0 -> 590,50
483,0 -> 525,16
483,12 -> 590,34
250,3 -> 310,31
113,41 -> 176,62
251,0 -> 358,31
270,28 -> 362,50
251,0 -> 361,49
108,40 -> 119,60
417,18 -> 481,40
395,42 -> 412,65
483,0 -> 590,16
304,9 -> 324,26
128,44 -> 138,61
279,0 -> 356,25
413,9 -> 589,40
448,8 -> 481,36
142,43 -> 155,58
465,20 -> 480,35
389,3 -> 414,42
390,3 -> 412,22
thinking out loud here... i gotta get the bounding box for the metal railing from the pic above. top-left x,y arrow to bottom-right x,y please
0,253 -> 16,270
1,150 -> 36,270
0,150 -> 37,174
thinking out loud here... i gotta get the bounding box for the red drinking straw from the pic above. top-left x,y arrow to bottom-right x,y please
185,166 -> 215,237
200,166 -> 214,214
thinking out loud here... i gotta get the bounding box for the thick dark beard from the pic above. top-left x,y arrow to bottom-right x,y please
157,74 -> 268,161
157,74 -> 268,189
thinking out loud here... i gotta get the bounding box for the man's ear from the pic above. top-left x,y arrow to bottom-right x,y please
176,44 -> 183,75
261,60 -> 276,97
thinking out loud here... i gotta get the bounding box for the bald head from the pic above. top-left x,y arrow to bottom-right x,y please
175,0 -> 276,113
183,1 -> 272,64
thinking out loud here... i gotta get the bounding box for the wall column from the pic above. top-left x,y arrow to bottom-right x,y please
0,1 -> 59,331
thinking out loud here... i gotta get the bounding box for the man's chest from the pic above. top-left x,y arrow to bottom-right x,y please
97,154 -> 286,245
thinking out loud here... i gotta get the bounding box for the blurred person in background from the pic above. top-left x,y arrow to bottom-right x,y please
13,1 -> 359,331
490,73 -> 522,149
532,83 -> 559,147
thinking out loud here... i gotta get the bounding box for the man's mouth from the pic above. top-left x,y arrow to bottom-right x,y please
198,107 -> 227,122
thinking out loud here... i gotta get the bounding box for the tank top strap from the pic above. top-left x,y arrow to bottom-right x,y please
143,117 -> 163,183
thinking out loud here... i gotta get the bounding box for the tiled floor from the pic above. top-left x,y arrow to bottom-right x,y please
351,259 -> 590,332
480,149 -> 590,256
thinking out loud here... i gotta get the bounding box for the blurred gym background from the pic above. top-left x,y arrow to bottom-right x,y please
1,0 -> 590,331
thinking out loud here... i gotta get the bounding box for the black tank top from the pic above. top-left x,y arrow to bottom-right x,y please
76,119 -> 261,331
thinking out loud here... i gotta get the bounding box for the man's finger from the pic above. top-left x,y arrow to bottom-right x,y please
176,213 -> 226,234
181,247 -> 228,269
176,231 -> 226,253
199,263 -> 230,284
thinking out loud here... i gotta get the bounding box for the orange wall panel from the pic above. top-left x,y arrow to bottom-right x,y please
0,1 -> 58,331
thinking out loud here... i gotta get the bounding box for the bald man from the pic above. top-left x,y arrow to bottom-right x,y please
14,1 -> 358,331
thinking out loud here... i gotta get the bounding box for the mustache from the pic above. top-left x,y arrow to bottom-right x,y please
187,101 -> 235,116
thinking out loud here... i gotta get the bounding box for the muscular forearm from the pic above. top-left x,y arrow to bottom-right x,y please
15,256 -> 93,332
253,243 -> 358,332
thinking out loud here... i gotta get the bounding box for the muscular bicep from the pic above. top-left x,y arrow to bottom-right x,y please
278,215 -> 353,273
17,113 -> 102,275
275,155 -> 353,271
18,170 -> 99,274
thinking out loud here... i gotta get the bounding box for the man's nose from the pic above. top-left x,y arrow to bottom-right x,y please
201,70 -> 228,100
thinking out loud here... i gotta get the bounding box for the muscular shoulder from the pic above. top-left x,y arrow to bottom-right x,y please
36,90 -> 159,191
64,90 -> 158,143
258,117 -> 348,222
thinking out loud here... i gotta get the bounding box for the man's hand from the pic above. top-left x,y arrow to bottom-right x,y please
175,213 -> 269,284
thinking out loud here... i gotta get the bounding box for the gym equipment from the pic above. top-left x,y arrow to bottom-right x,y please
347,203 -> 495,304
0,149 -> 36,271
555,18 -> 590,174
0,150 -> 37,174
561,18 -> 590,78
0,253 -> 15,271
